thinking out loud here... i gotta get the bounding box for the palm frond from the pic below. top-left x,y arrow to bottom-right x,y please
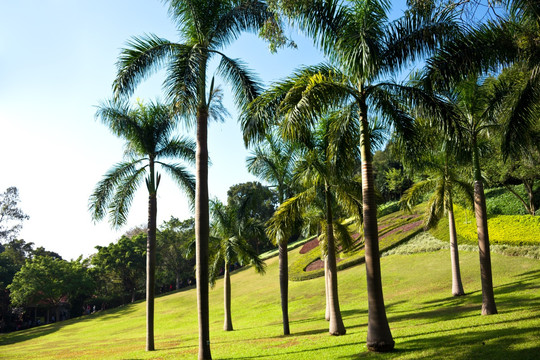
89,160 -> 144,222
156,136 -> 196,164
400,178 -> 437,212
214,52 -> 263,109
108,164 -> 148,228
113,34 -> 181,98
158,162 -> 196,208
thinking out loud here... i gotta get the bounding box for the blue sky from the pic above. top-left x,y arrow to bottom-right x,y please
0,0 -> 405,260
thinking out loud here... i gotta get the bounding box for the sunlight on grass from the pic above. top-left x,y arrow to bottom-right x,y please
1,247 -> 539,359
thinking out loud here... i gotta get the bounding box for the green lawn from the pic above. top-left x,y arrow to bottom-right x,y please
1,244 -> 539,359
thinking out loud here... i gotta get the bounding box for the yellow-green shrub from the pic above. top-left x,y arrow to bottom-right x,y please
430,205 -> 540,246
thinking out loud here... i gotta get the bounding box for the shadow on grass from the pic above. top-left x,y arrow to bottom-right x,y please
218,340 -> 364,359
0,304 -> 137,346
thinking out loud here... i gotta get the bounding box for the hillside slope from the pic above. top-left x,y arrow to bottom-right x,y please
1,243 -> 539,359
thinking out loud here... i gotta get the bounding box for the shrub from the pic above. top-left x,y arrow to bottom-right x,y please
485,184 -> 538,216
430,204 -> 540,246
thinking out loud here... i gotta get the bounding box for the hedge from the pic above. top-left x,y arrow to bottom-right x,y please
429,204 -> 540,246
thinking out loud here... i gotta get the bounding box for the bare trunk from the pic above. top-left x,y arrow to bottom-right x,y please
278,242 -> 290,335
324,256 -> 330,321
472,138 -> 497,315
360,104 -> 394,352
524,180 -> 536,215
474,181 -> 498,315
223,263 -> 233,331
448,196 -> 464,296
176,272 -> 180,290
325,188 -> 346,335
146,191 -> 157,351
195,60 -> 212,358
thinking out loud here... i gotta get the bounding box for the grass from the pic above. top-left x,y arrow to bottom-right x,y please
1,242 -> 540,359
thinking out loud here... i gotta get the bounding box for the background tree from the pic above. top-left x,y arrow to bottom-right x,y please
112,2 -> 278,356
246,132 -> 298,335
209,199 -> 266,331
89,99 -> 195,351
8,256 -> 94,324
157,217 -> 195,290
92,234 -> 147,304
0,187 -> 29,243
226,182 -> 277,253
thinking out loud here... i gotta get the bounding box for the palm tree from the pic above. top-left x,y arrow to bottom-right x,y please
209,199 -> 266,331
246,131 -> 297,335
111,2 -> 275,357
267,114 -> 362,336
415,73 -> 507,314
424,0 -> 540,159
400,147 -> 473,296
243,0 -> 457,350
89,99 -> 195,351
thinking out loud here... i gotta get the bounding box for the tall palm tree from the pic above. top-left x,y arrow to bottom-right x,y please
89,100 -> 195,351
267,114 -> 362,336
209,199 -> 266,331
243,0 -> 457,350
246,131 -> 297,335
111,2 -> 275,357
415,74 -> 507,314
400,149 -> 473,296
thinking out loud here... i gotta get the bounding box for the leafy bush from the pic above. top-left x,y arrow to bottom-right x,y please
378,201 -> 400,217
485,184 -> 539,215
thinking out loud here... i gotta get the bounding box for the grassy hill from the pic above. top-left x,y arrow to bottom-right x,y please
1,238 -> 539,359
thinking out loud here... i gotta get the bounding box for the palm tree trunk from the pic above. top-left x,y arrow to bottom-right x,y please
195,57 -> 212,358
278,241 -> 290,335
359,103 -> 394,352
223,262 -> 233,331
325,188 -> 346,335
472,138 -> 497,315
146,191 -> 157,351
447,195 -> 464,296
324,256 -> 330,321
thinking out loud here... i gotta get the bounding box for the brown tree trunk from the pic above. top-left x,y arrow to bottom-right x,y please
360,106 -> 394,352
448,196 -> 464,296
278,242 -> 290,335
325,188 -> 346,335
223,262 -> 233,331
474,181 -> 498,315
324,256 -> 330,321
472,138 -> 497,315
195,71 -> 212,358
146,191 -> 157,351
